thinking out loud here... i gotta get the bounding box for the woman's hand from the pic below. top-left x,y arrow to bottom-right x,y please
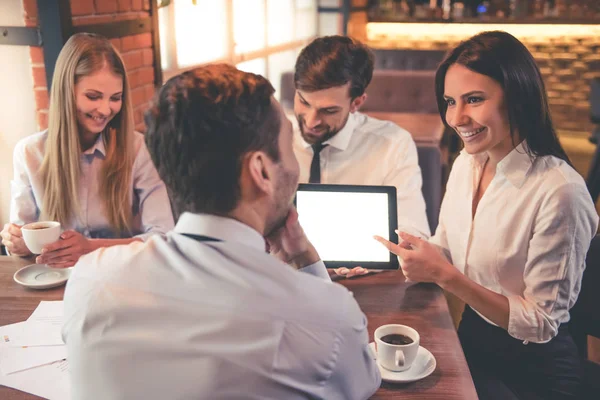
1,223 -> 32,256
36,230 -> 93,268
374,231 -> 456,285
333,267 -> 370,278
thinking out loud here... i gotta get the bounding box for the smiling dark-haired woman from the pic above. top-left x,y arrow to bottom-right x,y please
375,31 -> 598,399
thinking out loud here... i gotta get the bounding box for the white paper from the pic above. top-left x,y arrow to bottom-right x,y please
0,322 -> 65,375
0,344 -> 66,375
0,301 -> 69,398
28,301 -> 64,326
6,320 -> 64,347
4,301 -> 65,347
0,359 -> 70,400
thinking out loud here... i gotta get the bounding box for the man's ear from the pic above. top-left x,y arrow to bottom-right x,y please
350,93 -> 367,113
246,151 -> 275,196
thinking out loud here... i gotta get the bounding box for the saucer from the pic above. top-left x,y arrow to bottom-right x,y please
13,264 -> 71,289
369,342 -> 436,383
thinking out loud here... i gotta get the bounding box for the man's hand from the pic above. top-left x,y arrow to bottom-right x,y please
35,230 -> 93,268
1,223 -> 32,256
265,207 -> 320,270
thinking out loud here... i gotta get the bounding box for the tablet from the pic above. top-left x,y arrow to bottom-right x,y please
294,183 -> 399,270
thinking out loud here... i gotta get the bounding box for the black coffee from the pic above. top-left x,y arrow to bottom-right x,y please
381,333 -> 413,345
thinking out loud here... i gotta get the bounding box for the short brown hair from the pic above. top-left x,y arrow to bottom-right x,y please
294,35 -> 374,98
145,64 -> 279,215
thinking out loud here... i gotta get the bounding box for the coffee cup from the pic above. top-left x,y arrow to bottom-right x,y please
21,221 -> 61,254
374,324 -> 420,372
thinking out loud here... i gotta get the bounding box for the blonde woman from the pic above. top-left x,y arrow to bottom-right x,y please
0,33 -> 174,267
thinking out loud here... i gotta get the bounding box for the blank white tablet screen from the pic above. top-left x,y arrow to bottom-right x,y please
296,191 -> 390,262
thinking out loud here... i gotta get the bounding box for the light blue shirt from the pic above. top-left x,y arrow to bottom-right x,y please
63,212 -> 381,400
10,130 -> 174,239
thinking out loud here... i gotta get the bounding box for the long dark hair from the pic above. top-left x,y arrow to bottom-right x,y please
435,30 -> 571,164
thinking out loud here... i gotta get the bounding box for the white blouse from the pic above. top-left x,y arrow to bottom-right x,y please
10,130 -> 174,240
431,141 -> 598,343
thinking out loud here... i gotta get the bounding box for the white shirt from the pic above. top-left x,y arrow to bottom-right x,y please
63,212 -> 381,400
431,142 -> 599,343
293,112 -> 430,238
10,131 -> 174,240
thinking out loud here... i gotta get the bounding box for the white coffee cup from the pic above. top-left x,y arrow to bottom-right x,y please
374,324 -> 420,372
21,221 -> 61,254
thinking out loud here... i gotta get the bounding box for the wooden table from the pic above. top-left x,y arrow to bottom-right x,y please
0,257 -> 477,399
340,271 -> 478,399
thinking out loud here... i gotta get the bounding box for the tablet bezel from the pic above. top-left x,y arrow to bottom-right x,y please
294,183 -> 399,270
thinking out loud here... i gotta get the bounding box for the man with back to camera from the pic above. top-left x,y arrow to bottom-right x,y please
292,36 -> 430,276
62,64 -> 381,400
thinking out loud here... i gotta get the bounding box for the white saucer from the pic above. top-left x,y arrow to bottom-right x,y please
13,264 -> 71,289
369,342 -> 436,383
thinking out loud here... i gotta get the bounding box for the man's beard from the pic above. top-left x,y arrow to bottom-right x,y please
297,113 -> 349,145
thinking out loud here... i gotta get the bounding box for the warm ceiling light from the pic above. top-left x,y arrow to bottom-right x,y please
366,22 -> 600,42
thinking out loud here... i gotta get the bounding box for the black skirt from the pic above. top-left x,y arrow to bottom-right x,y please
458,305 -> 582,400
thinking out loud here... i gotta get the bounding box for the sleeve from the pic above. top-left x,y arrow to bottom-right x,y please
321,292 -> 381,400
299,260 -> 331,281
10,139 -> 39,225
506,182 -> 599,342
383,130 -> 431,239
131,140 -> 175,240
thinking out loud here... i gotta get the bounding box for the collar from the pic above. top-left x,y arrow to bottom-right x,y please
496,140 -> 534,188
82,133 -> 106,158
462,140 -> 534,189
300,111 -> 359,152
174,212 -> 266,251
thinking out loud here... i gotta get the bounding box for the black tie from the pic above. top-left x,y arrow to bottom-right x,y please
309,143 -> 327,184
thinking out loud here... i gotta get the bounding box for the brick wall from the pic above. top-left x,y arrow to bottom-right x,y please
23,0 -> 157,132
351,18 -> 600,134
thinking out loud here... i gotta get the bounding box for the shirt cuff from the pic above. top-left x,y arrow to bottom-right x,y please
299,260 -> 331,281
506,294 -> 556,343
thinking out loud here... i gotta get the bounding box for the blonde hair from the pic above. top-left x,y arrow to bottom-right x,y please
40,33 -> 135,235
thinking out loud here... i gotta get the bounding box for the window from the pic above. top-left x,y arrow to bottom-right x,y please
236,58 -> 266,76
267,0 -> 294,46
174,0 -> 228,67
233,0 -> 265,54
316,0 -> 344,36
158,0 -> 318,100
268,49 -> 297,101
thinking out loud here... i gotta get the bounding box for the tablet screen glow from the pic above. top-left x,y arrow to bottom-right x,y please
296,191 -> 390,262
